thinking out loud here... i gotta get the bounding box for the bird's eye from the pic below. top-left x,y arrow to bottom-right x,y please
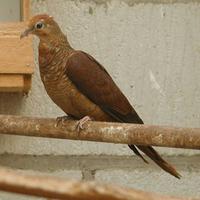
35,22 -> 44,30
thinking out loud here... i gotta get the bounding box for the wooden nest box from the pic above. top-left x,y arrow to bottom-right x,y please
0,22 -> 34,93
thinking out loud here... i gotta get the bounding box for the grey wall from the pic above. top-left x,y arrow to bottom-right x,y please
0,0 -> 21,22
0,0 -> 199,199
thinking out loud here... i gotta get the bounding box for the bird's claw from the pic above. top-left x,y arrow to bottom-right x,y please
76,116 -> 92,132
55,115 -> 72,127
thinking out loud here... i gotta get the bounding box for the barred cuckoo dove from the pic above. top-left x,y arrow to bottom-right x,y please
21,14 -> 180,178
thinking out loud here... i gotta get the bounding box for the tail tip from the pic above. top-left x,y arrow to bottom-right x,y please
174,172 -> 182,179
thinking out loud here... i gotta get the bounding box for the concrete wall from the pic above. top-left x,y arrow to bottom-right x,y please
0,0 -> 21,22
0,0 -> 199,199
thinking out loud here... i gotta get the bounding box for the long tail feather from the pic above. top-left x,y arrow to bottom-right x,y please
136,145 -> 181,179
126,111 -> 181,178
128,145 -> 148,163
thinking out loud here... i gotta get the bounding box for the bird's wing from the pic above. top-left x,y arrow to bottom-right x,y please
65,50 -> 143,124
65,50 -> 181,179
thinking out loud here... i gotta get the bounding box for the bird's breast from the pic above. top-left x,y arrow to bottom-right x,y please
39,55 -> 111,121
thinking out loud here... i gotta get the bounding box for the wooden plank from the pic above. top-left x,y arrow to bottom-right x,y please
21,0 -> 30,21
0,66 -> 33,74
0,22 -> 26,34
0,22 -> 34,74
0,75 -> 24,92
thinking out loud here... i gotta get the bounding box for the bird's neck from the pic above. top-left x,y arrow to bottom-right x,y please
39,33 -> 72,51
38,34 -> 73,74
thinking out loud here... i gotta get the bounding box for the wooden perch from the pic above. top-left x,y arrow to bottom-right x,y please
0,167 -> 195,200
0,115 -> 199,149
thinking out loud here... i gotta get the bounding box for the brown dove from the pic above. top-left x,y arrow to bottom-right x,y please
21,14 -> 181,178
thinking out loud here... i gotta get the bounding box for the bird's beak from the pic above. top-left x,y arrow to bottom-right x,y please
20,27 -> 33,39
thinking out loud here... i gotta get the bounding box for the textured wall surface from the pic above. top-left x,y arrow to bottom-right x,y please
0,0 -> 21,22
0,0 -> 199,199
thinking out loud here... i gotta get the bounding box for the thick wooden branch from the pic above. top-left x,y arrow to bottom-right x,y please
0,167 -> 195,200
0,115 -> 199,149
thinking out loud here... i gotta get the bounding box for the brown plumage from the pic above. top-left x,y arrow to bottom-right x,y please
21,14 -> 181,178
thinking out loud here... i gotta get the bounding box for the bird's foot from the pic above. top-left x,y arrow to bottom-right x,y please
76,116 -> 92,132
55,115 -> 73,127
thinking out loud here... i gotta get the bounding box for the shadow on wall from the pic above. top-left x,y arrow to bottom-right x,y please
0,93 -> 25,115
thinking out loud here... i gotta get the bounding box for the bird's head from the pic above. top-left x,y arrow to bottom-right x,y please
20,14 -> 63,40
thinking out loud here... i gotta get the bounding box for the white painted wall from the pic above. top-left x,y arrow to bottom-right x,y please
0,0 -> 199,199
